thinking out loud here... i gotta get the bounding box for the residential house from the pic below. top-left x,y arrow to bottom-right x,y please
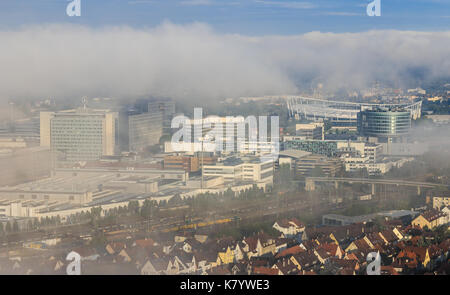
272,218 -> 306,237
290,251 -> 319,271
412,209 -> 446,229
243,232 -> 276,259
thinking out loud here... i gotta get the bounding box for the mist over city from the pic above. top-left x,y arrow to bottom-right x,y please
0,0 -> 449,283
1,24 -> 450,104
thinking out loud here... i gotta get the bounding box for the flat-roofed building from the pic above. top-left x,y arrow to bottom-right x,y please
202,158 -> 243,181
164,155 -> 199,172
128,111 -> 163,152
241,160 -> 273,183
40,108 -> 118,162
283,138 -> 383,161
0,189 -> 92,205
295,122 -> 324,140
202,157 -> 273,184
295,154 -> 342,177
148,99 -> 175,133
357,107 -> 411,142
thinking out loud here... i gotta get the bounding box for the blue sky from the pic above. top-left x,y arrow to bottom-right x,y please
0,0 -> 449,34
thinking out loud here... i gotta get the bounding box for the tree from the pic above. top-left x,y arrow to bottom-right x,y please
140,199 -> 157,218
33,219 -> 39,229
12,220 -> 19,232
0,223 -> 4,235
127,201 -> 140,215
5,222 -> 11,233
91,207 -> 102,219
90,231 -> 107,248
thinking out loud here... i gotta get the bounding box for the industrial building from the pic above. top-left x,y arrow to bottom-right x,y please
0,146 -> 52,186
0,166 -> 188,220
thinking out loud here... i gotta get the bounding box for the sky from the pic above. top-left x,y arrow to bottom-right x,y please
0,0 -> 449,35
0,0 -> 449,105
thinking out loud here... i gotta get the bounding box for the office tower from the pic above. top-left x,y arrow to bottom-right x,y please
40,108 -> 118,162
148,99 -> 175,133
357,107 -> 411,142
128,111 -> 163,152
118,107 -> 163,153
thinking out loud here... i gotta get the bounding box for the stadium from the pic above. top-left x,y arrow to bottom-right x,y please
286,96 -> 422,128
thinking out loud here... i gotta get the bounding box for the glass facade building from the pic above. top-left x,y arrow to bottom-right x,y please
283,140 -> 339,157
357,108 -> 411,139
128,111 -> 163,152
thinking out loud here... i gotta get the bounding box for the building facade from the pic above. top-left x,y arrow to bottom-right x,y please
40,109 -> 118,162
357,107 -> 411,141
164,155 -> 200,172
202,158 -> 273,184
128,111 -> 163,152
295,154 -> 342,177
295,123 -> 324,140
148,99 -> 176,133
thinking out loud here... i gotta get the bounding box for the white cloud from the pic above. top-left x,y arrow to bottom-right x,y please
321,11 -> 362,16
180,0 -> 214,6
254,0 -> 317,9
0,23 -> 449,104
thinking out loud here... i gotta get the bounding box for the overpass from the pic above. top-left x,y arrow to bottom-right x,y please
305,177 -> 447,195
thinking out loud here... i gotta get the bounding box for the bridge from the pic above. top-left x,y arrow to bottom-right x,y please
305,177 -> 447,195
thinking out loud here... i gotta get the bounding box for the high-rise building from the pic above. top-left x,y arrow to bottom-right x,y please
40,108 -> 118,162
118,107 -> 163,152
357,107 -> 411,141
128,111 -> 163,152
148,99 -> 176,133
